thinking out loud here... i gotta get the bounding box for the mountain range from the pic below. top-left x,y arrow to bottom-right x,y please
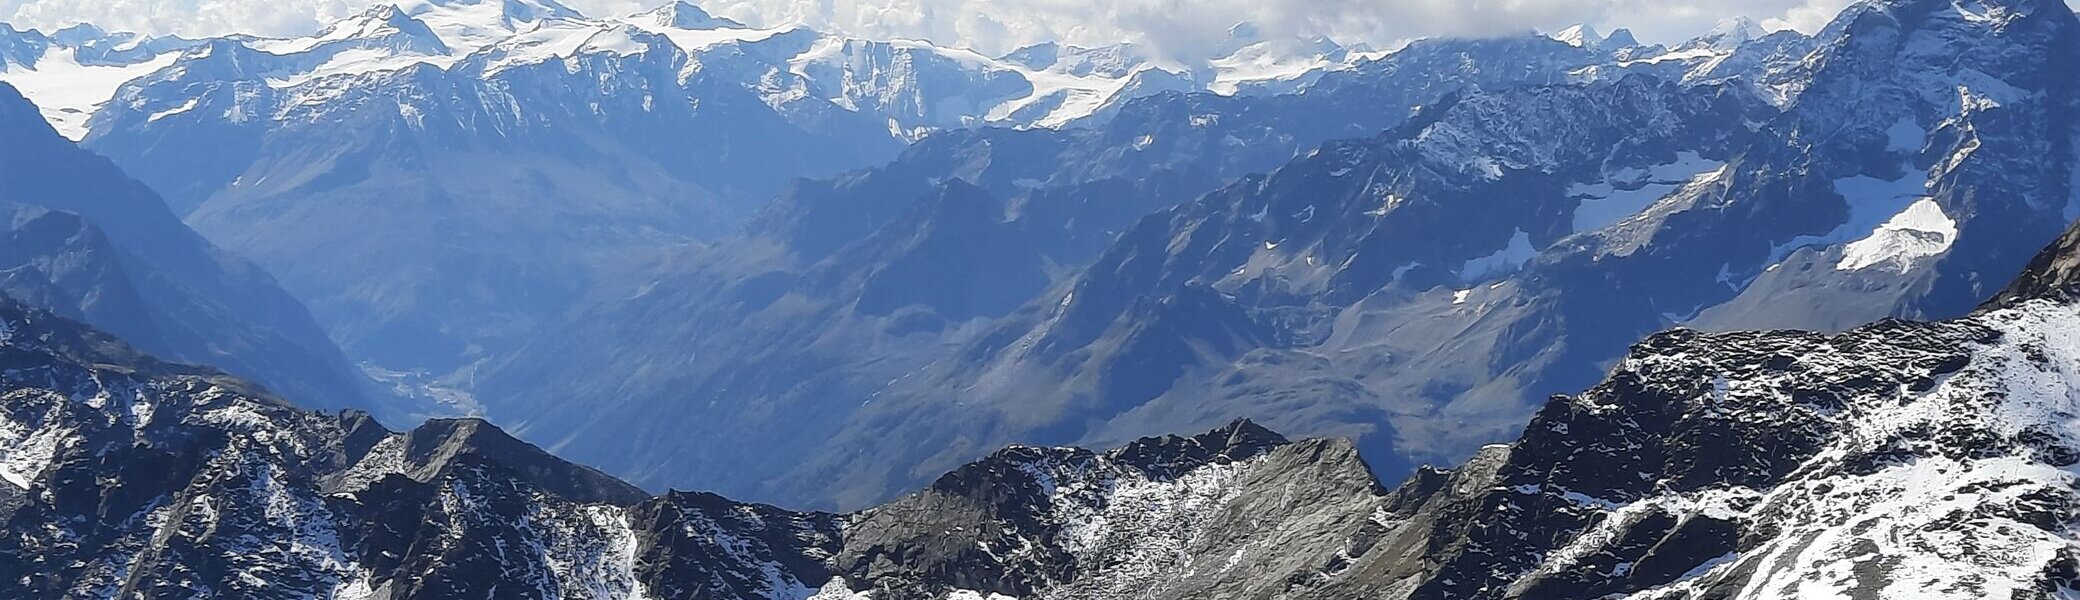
468,25 -> 1665,507
0,81 -> 391,418
6,156 -> 2080,598
0,0 -> 1387,380
1,0 -> 2076,530
470,0 -> 2080,512
0,0 -> 1805,504
1,0 -> 2079,595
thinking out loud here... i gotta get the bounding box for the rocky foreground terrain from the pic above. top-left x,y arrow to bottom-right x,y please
8,211 -> 2080,598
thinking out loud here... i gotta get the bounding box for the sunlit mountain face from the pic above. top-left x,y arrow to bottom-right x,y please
0,0 -> 2077,597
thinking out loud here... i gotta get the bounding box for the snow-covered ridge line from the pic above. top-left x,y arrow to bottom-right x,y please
0,0 -> 1398,140
0,0 -> 1804,143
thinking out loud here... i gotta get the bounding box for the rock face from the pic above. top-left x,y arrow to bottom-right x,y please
0,295 -> 835,599
12,197 -> 2080,596
0,291 -> 1388,599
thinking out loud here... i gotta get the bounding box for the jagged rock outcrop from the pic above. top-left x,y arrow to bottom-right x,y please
0,291 -> 1399,599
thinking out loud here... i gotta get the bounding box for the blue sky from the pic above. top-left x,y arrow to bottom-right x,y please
2,0 -> 2071,60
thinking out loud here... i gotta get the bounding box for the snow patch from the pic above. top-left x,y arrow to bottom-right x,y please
146,96 -> 201,122
481,21 -> 617,76
396,0 -> 576,54
1624,301 -> 2080,598
1618,47 -> 1722,67
1550,24 -> 1604,48
807,578 -> 873,600
1569,152 -> 1725,233
1205,41 -> 1329,95
1459,229 -> 1535,282
265,47 -> 458,89
1766,167 -> 1930,265
1013,450 -> 1257,598
0,47 -> 179,139
633,22 -> 790,53
538,505 -> 657,599
1834,197 -> 1957,273
199,404 -> 275,430
0,406 -> 68,489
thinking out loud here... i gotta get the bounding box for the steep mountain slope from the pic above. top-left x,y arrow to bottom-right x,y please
0,293 -> 1382,599
821,72 -> 1767,506
0,83 -> 392,418
77,5 -> 899,374
1,0 -> 1386,378
472,31 -> 1663,509
1341,218 -> 2080,598
0,295 -> 810,598
791,0 -> 2080,506
13,206 -> 2080,597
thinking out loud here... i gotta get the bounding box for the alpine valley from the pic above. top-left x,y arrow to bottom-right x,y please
2,0 -> 1387,379
476,0 -> 2080,511
5,113 -> 2080,600
0,0 -> 2078,596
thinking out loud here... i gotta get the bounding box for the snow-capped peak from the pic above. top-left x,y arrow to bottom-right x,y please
1022,43 -> 1151,78
1703,16 -> 1760,48
475,19 -> 658,75
1551,24 -> 1605,48
1000,41 -> 1059,69
49,23 -> 109,46
633,1 -> 744,31
263,4 -> 452,56
395,0 -> 582,19
393,0 -> 586,54
228,4 -> 461,89
1552,23 -> 1642,50
623,3 -> 786,53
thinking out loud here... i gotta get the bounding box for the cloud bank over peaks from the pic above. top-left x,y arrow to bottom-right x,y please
2,0 -> 2073,63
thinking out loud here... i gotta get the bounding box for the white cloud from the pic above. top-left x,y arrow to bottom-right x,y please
2,0 -> 350,39
2,0 -> 2073,61
685,0 -> 1838,60
1762,0 -> 1860,34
